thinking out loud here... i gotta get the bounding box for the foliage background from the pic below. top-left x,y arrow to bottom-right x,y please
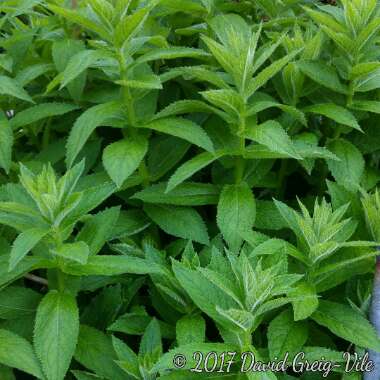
0,0 -> 380,379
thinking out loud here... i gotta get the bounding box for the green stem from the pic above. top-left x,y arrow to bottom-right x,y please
118,51 -> 150,187
234,136 -> 246,184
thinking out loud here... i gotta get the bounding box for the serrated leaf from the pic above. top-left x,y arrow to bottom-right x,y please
34,291 -> 79,380
76,207 -> 120,256
132,182 -> 219,206
60,50 -> 105,89
52,241 -> 90,264
10,103 -> 79,130
303,103 -> 361,131
48,5 -> 112,41
63,255 -> 164,276
139,118 -> 214,152
0,112 -> 12,173
245,120 -> 302,159
246,50 -> 300,98
134,47 -> 209,66
144,204 -> 209,244
0,286 -> 42,319
267,309 -> 308,360
102,136 -> 148,188
217,182 -> 256,252
298,60 -> 348,94
327,139 -> 364,191
311,300 -> 380,352
167,150 -> 225,192
66,102 -> 123,168
176,314 -> 206,346
0,75 -> 33,102
74,325 -> 126,380
0,329 -> 44,378
289,282 -> 319,321
9,228 -> 48,271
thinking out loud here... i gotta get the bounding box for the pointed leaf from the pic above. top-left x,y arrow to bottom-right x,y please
103,137 -> 148,188
34,291 -> 79,380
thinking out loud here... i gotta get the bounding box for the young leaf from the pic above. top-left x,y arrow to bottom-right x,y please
217,182 -> 256,252
34,291 -> 79,380
9,228 -> 48,271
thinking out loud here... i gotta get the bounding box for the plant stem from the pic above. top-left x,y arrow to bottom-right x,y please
24,273 -> 48,286
118,51 -> 150,187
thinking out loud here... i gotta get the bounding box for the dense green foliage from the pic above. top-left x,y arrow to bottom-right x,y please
1,0 -> 380,379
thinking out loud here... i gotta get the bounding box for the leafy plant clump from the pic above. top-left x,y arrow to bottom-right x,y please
1,0 -> 380,379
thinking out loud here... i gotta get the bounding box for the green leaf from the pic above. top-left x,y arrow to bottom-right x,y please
289,282 -> 319,321
311,300 -> 380,351
0,286 -> 42,319
246,50 -> 300,98
139,118 -> 214,152
144,204 -> 209,244
0,112 -> 13,173
350,100 -> 380,114
267,309 -> 308,360
0,329 -> 44,378
103,136 -> 148,188
48,5 -> 112,41
139,318 -> 162,371
60,50 -> 105,89
76,207 -> 120,256
63,255 -> 164,276
217,182 -> 256,252
134,47 -> 209,66
167,150 -> 225,192
298,60 -> 348,94
327,139 -> 364,191
0,75 -> 34,102
176,314 -> 206,346
132,182 -> 220,206
245,120 -> 302,159
52,241 -> 90,264
303,103 -> 361,131
74,325 -> 126,380
66,102 -> 123,168
9,228 -> 48,271
10,103 -> 79,130
51,39 -> 86,100
34,291 -> 79,380
114,7 -> 150,47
